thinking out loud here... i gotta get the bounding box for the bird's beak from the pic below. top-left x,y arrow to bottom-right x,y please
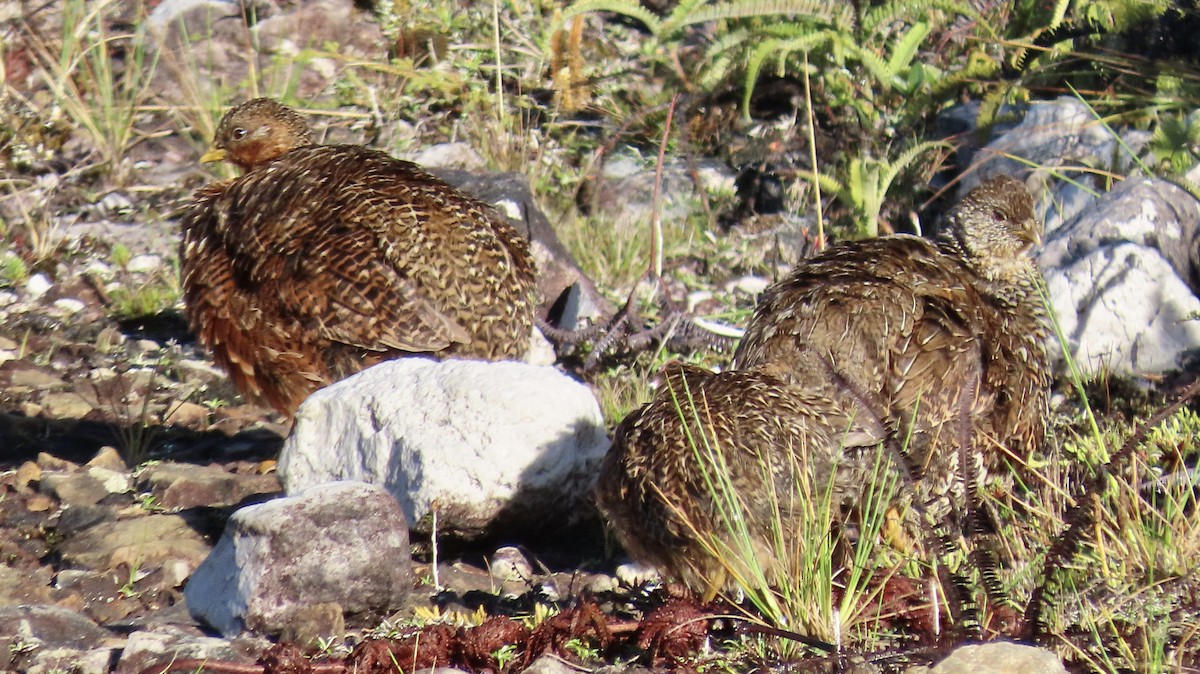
200,146 -> 227,163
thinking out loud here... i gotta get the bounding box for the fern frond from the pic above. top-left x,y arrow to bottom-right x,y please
661,0 -> 853,36
877,139 -> 950,201
552,0 -> 661,36
741,31 -> 833,115
859,0 -> 979,39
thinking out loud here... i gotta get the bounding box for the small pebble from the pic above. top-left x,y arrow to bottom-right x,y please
98,191 -> 134,216
727,275 -> 771,296
126,254 -> 162,273
53,298 -> 86,314
84,260 -> 115,278
26,273 -> 52,298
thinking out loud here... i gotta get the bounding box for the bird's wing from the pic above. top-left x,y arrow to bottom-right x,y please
273,225 -> 472,353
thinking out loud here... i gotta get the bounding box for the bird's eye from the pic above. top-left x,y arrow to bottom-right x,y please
990,208 -> 1006,221
232,127 -> 248,140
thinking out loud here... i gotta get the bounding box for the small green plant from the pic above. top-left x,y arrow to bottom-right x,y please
563,636 -> 600,661
109,243 -> 132,269
107,277 -> 181,320
491,643 -> 519,670
0,252 -> 28,288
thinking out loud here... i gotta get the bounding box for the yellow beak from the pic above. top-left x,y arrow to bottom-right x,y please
200,146 -> 227,163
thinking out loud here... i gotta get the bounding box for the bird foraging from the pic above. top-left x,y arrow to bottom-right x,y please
181,98 -> 537,418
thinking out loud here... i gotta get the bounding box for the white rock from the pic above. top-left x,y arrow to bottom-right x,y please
25,273 -> 51,299
1040,177 -> 1200,374
185,481 -> 410,637
405,142 -> 485,171
117,627 -> 263,674
83,260 -> 114,279
278,358 -> 610,537
52,298 -> 85,315
126,254 -> 163,273
907,641 -> 1067,674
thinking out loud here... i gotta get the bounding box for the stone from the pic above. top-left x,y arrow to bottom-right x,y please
278,359 -> 610,537
58,513 -> 212,572
906,641 -> 1067,674
126,254 -> 163,272
0,564 -> 53,605
25,273 -> 51,298
116,626 -> 265,674
86,446 -> 129,472
52,298 -> 86,315
276,602 -> 346,649
1039,177 -> 1200,374
140,462 -> 279,510
41,471 -> 109,507
523,654 -> 583,674
7,365 -> 66,392
14,460 -> 41,491
40,391 -> 95,418
184,481 -> 411,637
0,605 -> 110,671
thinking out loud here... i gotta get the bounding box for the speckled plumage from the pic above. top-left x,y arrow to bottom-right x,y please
595,362 -> 884,600
596,177 -> 1050,598
734,175 -> 1051,518
181,98 -> 537,418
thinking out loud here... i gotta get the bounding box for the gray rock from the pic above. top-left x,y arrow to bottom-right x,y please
140,462 -> 280,509
58,513 -> 212,572
184,481 -> 410,637
115,626 -> 267,674
1040,177 -> 1200,374
0,605 -> 111,672
522,653 -> 582,674
278,358 -> 610,537
41,471 -> 109,506
907,641 -> 1067,674
0,565 -> 53,606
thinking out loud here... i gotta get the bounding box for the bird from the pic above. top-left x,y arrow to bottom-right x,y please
733,175 -> 1051,525
180,98 -> 538,418
594,361 -> 885,601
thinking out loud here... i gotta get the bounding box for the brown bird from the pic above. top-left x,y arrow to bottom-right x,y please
734,175 -> 1051,521
181,98 -> 538,418
595,361 -> 884,600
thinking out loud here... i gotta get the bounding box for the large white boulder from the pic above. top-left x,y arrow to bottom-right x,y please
277,358 -> 610,538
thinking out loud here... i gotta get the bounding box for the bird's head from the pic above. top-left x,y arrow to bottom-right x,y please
201,98 -> 314,171
944,175 -> 1041,281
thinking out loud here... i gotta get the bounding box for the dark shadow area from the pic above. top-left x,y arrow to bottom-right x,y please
0,410 -> 284,470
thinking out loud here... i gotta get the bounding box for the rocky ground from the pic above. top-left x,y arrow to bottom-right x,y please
5,0 -> 1200,672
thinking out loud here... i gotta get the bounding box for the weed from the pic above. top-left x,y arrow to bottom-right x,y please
0,252 -> 28,288
492,643 -> 519,669
26,0 -> 160,182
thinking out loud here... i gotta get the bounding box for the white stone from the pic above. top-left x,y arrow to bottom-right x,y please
184,481 -> 410,637
907,641 -> 1067,674
278,358 -> 610,537
126,254 -> 163,272
25,273 -> 51,299
1039,177 -> 1200,375
52,298 -> 85,314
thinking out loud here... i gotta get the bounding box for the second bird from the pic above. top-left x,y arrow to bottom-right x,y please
180,98 -> 538,419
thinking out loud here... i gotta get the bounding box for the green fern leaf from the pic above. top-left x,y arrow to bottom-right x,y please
553,0 -> 662,36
